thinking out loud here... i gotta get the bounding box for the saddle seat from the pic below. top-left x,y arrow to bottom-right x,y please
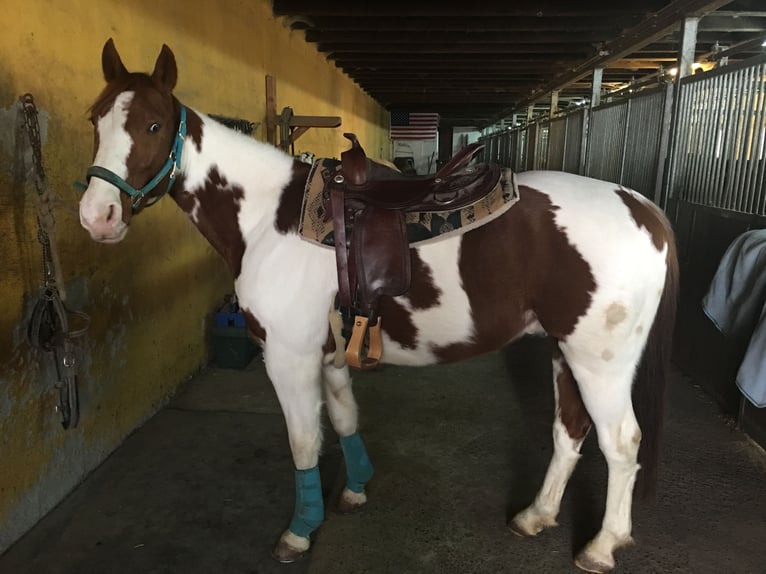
337,133 -> 499,212
327,133 -> 500,370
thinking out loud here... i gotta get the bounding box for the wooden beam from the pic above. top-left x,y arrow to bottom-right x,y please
305,30 -> 617,44
273,1 -> 669,17
289,14 -> 650,32
289,115 -> 341,128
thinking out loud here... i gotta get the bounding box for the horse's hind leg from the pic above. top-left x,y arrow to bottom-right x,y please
264,343 -> 325,563
511,341 -> 592,536
565,351 -> 643,574
322,359 -> 374,513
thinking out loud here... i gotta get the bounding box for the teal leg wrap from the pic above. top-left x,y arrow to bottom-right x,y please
288,466 -> 324,538
340,432 -> 374,493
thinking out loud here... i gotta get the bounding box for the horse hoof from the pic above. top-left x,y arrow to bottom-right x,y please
509,520 -> 535,537
271,530 -> 310,563
509,508 -> 557,537
336,487 -> 367,514
574,550 -> 615,573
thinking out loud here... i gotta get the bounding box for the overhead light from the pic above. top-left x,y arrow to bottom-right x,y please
762,39 -> 766,47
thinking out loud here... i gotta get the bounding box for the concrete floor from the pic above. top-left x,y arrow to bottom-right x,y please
2,336 -> 765,574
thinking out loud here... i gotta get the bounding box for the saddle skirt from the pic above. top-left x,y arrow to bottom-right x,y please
298,158 -> 519,249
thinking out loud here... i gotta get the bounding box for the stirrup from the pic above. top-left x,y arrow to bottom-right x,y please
345,315 -> 382,370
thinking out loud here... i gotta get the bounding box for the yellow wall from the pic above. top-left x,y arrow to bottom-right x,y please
0,0 -> 389,552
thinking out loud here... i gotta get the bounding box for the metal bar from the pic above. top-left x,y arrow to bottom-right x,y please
591,67 -> 603,107
677,17 -> 700,79
746,64 -> 766,213
743,63 -> 765,213
705,71 -> 726,207
562,114 -> 569,172
695,73 -> 717,207
619,98 -> 631,185
708,70 -> 729,208
551,90 -> 560,115
701,70 -> 723,206
756,116 -> 766,214
720,69 -> 741,210
654,83 -> 674,207
579,108 -> 589,175
732,65 -> 757,212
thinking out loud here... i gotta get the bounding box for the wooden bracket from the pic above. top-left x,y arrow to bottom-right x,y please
265,75 -> 341,152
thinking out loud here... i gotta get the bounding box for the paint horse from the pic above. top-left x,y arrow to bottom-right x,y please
79,39 -> 678,573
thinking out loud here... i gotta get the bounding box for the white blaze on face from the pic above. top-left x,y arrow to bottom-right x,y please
79,91 -> 135,243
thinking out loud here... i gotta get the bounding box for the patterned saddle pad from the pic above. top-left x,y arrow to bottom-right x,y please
298,158 -> 519,248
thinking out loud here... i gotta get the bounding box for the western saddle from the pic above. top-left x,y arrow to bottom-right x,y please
327,133 -> 500,370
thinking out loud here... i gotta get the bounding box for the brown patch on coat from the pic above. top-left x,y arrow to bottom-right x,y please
615,188 -> 667,252
552,343 -> 592,440
403,250 -> 441,310
171,167 -> 246,277
375,250 -> 440,351
275,161 -> 312,234
242,309 -> 266,344
186,107 -> 203,152
434,186 -> 596,362
378,296 -> 419,350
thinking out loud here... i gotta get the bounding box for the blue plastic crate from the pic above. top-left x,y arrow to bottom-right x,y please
215,311 -> 247,328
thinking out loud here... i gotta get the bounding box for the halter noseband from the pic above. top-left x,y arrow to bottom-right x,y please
76,105 -> 187,212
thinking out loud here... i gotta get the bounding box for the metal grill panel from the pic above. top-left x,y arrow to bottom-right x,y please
670,55 -> 766,214
535,124 -> 550,170
622,88 -> 668,198
548,118 -> 567,171
563,109 -> 585,174
586,101 -> 628,183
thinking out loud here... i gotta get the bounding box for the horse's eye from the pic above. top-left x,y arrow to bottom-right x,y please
148,123 -> 161,134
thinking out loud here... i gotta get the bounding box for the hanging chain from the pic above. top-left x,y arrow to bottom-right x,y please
20,93 -> 58,289
20,93 -> 90,429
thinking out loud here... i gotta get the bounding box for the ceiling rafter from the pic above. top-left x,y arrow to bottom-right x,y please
271,0 -> 765,128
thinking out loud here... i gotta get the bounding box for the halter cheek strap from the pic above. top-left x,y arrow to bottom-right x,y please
75,105 -> 187,212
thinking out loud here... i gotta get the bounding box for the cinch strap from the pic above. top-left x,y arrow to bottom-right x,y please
288,466 -> 324,538
340,432 -> 374,493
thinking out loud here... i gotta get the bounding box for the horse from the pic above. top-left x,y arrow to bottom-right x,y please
78,39 -> 678,574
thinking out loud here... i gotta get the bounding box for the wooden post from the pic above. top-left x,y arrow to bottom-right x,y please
265,75 -> 341,151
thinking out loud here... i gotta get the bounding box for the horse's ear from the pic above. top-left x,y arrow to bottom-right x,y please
102,38 -> 128,82
151,44 -> 177,93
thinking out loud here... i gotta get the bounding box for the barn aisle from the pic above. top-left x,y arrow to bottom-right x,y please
1,337 -> 765,574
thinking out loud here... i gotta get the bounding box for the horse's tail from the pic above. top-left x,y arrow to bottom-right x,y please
634,232 -> 679,500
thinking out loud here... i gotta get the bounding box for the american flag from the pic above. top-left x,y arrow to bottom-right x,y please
389,111 -> 439,140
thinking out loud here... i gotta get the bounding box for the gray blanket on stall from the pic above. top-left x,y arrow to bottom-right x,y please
702,228 -> 766,408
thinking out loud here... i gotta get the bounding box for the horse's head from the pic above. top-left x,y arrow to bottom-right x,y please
79,38 -> 184,243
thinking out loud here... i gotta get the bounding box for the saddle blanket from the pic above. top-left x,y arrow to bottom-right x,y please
298,157 -> 519,249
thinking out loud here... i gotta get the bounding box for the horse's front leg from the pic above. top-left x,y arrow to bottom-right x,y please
322,358 -> 374,513
264,341 -> 325,563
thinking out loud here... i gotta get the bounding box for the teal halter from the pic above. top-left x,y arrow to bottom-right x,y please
76,105 -> 187,212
